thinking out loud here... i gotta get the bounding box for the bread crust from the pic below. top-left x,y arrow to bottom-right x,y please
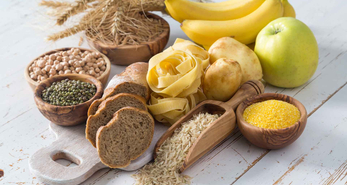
98,93 -> 147,111
87,99 -> 104,117
104,62 -> 150,100
86,93 -> 147,147
87,62 -> 150,117
96,107 -> 155,168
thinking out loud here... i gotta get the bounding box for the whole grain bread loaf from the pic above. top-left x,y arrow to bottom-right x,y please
88,62 -> 150,116
86,93 -> 147,147
96,107 -> 154,168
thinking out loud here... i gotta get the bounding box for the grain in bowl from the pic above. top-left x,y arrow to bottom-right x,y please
236,93 -> 307,149
243,99 -> 300,129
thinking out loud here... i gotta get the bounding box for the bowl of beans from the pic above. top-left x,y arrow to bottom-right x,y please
236,93 -> 307,149
25,47 -> 111,91
34,74 -> 103,126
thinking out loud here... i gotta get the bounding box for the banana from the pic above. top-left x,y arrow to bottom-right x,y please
203,45 -> 211,51
165,0 -> 265,23
181,0 -> 284,46
281,0 -> 296,18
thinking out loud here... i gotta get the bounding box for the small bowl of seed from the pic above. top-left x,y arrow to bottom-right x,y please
236,93 -> 307,149
34,74 -> 103,126
25,47 -> 111,91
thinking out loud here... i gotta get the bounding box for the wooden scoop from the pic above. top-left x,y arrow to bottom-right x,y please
154,80 -> 264,172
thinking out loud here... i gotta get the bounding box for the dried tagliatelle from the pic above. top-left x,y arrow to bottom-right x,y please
165,38 -> 210,70
146,42 -> 208,124
147,90 -> 206,125
147,49 -> 203,97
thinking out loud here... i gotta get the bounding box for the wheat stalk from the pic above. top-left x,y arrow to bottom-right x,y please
42,0 -> 166,45
111,6 -> 124,37
47,6 -> 100,41
39,0 -> 71,8
46,24 -> 87,41
57,0 -> 96,25
130,0 -> 165,12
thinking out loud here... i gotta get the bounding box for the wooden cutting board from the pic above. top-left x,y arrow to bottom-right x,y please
29,122 -> 168,185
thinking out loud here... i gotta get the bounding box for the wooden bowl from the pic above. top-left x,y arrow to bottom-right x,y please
25,47 -> 111,91
34,74 -> 103,126
86,13 -> 170,65
236,93 -> 307,149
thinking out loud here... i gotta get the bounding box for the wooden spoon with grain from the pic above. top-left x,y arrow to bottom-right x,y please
154,80 -> 264,173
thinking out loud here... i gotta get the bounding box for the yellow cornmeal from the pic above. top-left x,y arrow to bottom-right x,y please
243,100 -> 300,129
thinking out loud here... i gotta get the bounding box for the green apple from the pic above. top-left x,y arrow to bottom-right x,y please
254,17 -> 319,88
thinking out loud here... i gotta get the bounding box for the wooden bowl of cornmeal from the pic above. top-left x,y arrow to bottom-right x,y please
236,93 -> 307,149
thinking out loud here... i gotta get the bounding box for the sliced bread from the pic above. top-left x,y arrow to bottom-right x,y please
96,107 -> 154,168
88,62 -> 150,116
86,93 -> 147,147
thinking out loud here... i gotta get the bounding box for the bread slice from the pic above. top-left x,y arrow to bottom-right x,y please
104,62 -> 149,100
86,93 -> 147,147
88,99 -> 105,117
88,62 -> 150,116
87,79 -> 148,116
96,107 -> 154,168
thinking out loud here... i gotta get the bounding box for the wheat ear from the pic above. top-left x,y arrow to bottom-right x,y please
39,0 -> 71,8
46,24 -> 87,41
130,0 -> 165,12
57,0 -> 96,25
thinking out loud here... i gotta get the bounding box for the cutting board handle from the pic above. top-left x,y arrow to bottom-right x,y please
29,140 -> 105,185
225,80 -> 264,110
29,122 -> 169,185
29,123 -> 105,185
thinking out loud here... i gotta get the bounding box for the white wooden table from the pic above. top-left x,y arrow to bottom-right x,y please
1,0 -> 347,184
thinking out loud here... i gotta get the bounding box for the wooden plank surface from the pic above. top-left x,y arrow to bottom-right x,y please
236,84 -> 347,185
0,0 -> 346,184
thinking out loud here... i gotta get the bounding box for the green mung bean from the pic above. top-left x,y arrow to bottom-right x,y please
42,78 -> 96,106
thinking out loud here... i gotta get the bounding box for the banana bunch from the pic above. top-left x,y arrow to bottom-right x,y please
166,0 -> 266,23
165,0 -> 295,48
282,0 -> 296,17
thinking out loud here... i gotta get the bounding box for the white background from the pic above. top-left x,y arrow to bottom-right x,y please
1,0 -> 347,184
